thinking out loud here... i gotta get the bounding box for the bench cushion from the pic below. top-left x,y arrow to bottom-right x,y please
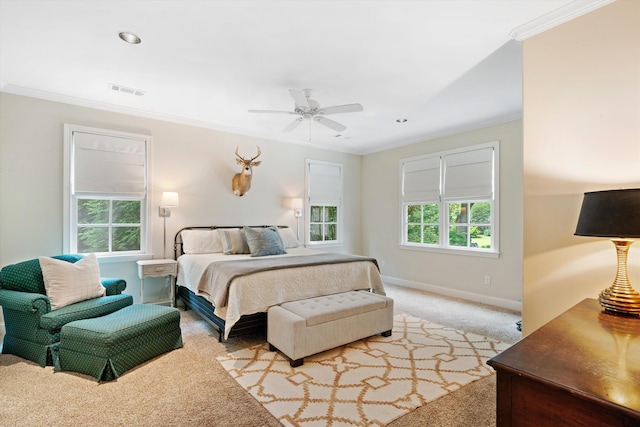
280,291 -> 388,326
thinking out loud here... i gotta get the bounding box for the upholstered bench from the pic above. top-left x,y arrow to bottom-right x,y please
267,290 -> 393,367
55,304 -> 183,381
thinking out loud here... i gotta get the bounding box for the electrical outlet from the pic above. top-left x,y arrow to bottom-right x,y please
379,260 -> 386,267
484,275 -> 491,285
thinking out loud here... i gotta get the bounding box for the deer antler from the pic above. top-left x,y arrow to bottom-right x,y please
250,146 -> 261,161
235,146 -> 244,160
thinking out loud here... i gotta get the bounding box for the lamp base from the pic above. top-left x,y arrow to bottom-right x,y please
599,290 -> 640,317
599,239 -> 640,317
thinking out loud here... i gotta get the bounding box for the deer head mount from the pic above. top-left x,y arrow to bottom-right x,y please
232,146 -> 261,197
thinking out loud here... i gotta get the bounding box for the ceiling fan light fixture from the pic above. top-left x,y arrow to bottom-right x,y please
250,89 -> 363,135
119,32 -> 141,44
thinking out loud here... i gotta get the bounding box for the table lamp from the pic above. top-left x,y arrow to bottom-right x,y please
575,188 -> 640,317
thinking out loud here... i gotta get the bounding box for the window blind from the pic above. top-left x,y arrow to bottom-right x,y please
402,156 -> 441,202
308,162 -> 341,203
72,131 -> 147,196
443,147 -> 493,199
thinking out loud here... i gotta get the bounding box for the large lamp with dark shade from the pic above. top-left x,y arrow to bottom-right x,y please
575,188 -> 640,316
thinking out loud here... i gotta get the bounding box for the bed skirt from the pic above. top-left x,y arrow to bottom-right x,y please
177,285 -> 266,341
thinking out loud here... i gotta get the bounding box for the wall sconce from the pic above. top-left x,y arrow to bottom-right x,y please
160,192 -> 179,258
159,191 -> 179,217
575,188 -> 640,317
288,197 -> 304,241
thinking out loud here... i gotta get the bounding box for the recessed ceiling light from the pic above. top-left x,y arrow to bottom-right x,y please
396,118 -> 408,123
119,32 -> 141,44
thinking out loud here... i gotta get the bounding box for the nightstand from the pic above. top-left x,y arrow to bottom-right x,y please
136,259 -> 177,307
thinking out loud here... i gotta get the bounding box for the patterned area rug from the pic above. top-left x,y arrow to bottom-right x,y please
217,313 -> 510,426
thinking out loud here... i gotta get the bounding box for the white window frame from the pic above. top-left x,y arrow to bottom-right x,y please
63,124 -> 151,261
305,159 -> 343,247
399,141 -> 500,258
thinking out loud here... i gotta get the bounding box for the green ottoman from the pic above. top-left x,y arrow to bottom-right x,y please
56,304 -> 183,381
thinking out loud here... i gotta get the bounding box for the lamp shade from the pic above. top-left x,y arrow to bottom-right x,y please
289,198 -> 303,210
160,191 -> 179,207
575,189 -> 640,238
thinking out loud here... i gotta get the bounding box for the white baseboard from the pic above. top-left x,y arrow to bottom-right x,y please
382,275 -> 522,313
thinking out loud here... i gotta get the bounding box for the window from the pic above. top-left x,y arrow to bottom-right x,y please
306,160 -> 342,245
63,125 -> 150,257
400,141 -> 499,255
310,205 -> 338,242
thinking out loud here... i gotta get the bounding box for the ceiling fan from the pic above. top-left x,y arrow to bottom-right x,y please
249,89 -> 363,133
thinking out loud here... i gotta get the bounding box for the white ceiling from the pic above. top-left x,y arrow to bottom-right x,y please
0,0 -> 611,154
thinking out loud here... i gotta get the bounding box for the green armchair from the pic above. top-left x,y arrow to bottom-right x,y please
0,255 -> 133,366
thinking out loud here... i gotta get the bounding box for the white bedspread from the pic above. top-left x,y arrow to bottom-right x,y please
176,248 -> 386,338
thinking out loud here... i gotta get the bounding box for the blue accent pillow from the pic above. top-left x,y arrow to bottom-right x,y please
243,226 -> 287,257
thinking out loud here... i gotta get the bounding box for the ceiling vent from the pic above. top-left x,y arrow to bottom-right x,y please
109,83 -> 145,96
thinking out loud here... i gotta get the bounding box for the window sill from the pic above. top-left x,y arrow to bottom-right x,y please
307,242 -> 343,249
96,253 -> 154,264
399,244 -> 500,259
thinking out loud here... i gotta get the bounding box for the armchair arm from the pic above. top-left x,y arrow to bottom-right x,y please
0,288 -> 51,315
101,278 -> 127,296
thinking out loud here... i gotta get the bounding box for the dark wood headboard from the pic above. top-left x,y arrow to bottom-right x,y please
173,225 -> 291,259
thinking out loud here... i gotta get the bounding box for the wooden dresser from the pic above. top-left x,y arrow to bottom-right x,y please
487,299 -> 640,426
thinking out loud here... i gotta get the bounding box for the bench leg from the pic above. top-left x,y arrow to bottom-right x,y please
381,330 -> 392,337
269,343 -> 303,367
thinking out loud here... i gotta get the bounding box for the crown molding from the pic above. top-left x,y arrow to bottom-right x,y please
0,84 -> 359,154
509,0 -> 615,41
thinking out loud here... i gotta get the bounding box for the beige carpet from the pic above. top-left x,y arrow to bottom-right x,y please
218,313 -> 511,426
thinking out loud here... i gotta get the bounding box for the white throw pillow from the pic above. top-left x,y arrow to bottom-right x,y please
181,229 -> 223,254
278,227 -> 301,248
39,253 -> 106,310
217,228 -> 250,254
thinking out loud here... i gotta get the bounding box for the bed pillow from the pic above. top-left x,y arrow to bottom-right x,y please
244,226 -> 287,257
181,229 -> 223,254
39,253 -> 106,310
278,227 -> 301,248
218,228 -> 250,254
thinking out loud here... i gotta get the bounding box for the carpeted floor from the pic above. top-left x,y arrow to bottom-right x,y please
0,284 -> 521,426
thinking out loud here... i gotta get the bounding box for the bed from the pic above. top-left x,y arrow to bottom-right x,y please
173,225 -> 386,341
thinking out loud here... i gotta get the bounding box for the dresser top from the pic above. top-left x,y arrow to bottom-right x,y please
489,298 -> 640,413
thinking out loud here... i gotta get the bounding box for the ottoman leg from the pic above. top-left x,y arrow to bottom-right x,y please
381,330 -> 392,337
290,358 -> 304,368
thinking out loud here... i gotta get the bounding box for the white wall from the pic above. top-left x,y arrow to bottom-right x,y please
0,92 -> 363,310
522,0 -> 640,335
361,120 -> 523,311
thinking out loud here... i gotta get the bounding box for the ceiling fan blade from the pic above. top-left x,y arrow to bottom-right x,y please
314,116 -> 347,132
248,109 -> 296,114
283,117 -> 305,132
320,103 -> 364,115
288,89 -> 310,109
